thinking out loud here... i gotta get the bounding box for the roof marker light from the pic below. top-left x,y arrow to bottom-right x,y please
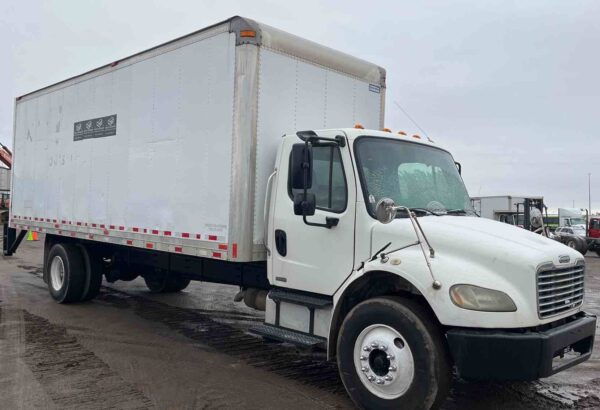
382,128 -> 392,133
240,30 -> 256,37
412,134 -> 421,139
354,123 -> 364,129
397,131 -> 407,136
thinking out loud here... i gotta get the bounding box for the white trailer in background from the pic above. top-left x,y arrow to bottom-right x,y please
471,195 -> 543,225
5,16 -> 595,409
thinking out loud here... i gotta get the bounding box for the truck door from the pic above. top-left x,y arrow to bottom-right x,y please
269,133 -> 355,295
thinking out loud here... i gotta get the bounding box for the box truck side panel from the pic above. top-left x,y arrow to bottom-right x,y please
252,48 -> 384,244
12,31 -> 236,243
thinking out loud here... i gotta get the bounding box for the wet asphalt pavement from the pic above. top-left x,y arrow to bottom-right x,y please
0,236 -> 598,409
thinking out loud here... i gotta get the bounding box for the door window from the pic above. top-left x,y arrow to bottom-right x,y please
289,145 -> 347,213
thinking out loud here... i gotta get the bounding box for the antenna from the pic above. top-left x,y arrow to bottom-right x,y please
393,100 -> 429,138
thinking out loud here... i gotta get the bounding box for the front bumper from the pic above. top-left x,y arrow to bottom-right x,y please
446,312 -> 596,381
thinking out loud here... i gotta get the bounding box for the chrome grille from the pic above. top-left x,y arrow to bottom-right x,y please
537,263 -> 585,318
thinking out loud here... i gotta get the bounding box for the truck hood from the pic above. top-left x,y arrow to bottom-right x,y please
372,216 -> 582,271
368,216 -> 584,328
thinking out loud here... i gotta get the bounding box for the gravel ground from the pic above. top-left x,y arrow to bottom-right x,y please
0,235 -> 598,409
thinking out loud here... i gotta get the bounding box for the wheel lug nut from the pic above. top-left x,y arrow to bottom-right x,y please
376,378 -> 384,385
361,367 -> 369,372
389,365 -> 397,372
367,375 -> 375,381
386,354 -> 394,360
384,375 -> 393,381
380,345 -> 387,351
370,342 -> 378,348
360,355 -> 367,361
363,346 -> 371,352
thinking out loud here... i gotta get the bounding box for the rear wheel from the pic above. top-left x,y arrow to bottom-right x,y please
337,297 -> 450,409
77,245 -> 103,301
46,243 -> 86,303
143,273 -> 191,293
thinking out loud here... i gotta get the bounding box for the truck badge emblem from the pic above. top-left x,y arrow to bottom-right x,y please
107,116 -> 115,126
96,119 -> 103,128
559,255 -> 570,263
86,121 -> 92,130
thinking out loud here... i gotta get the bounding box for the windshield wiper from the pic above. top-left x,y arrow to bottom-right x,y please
445,209 -> 468,215
396,207 -> 443,217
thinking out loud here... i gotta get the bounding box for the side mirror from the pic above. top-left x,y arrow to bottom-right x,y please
455,161 -> 462,175
375,198 -> 397,224
290,143 -> 312,190
293,192 -> 316,216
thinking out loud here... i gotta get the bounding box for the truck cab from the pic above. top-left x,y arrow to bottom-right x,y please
257,127 -> 596,408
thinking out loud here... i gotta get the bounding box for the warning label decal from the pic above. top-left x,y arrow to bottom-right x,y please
74,115 -> 117,141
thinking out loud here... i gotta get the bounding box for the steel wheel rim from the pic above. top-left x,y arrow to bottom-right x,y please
353,324 -> 415,400
50,255 -> 65,291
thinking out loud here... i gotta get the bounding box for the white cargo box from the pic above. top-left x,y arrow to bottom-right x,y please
10,16 -> 385,262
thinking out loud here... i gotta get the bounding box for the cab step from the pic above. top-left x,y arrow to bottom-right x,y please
249,323 -> 326,348
269,288 -> 333,308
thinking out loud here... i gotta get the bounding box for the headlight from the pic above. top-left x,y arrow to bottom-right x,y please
449,284 -> 517,312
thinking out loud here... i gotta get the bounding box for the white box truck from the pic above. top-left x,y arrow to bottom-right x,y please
4,17 -> 595,409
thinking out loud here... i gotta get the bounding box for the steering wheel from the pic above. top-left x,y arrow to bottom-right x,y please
425,200 -> 445,213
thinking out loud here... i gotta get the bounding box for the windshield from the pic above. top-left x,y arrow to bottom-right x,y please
355,137 -> 473,215
568,218 -> 586,226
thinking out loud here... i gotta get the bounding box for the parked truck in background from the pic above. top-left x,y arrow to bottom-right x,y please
3,17 -> 596,409
559,208 -> 587,228
563,208 -> 600,256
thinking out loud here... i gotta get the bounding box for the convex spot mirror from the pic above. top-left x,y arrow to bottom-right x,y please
290,143 -> 312,190
375,198 -> 397,224
294,192 -> 316,216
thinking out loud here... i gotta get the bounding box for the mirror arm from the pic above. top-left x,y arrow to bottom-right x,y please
302,215 -> 338,229
296,130 -> 346,147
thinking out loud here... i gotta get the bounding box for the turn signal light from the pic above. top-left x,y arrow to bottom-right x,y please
354,123 -> 364,129
240,30 -> 256,37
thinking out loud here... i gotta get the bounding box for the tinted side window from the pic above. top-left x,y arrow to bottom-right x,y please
289,145 -> 347,213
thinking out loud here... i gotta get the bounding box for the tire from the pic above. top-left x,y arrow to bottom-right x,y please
596,250 -> 600,258
337,297 -> 450,410
577,238 -> 588,256
46,243 -> 86,303
77,245 -> 103,301
143,273 -> 191,293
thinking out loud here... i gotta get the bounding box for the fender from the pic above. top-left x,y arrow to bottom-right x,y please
327,269 -> 427,359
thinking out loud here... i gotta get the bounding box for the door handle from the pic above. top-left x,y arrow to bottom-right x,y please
275,229 -> 287,257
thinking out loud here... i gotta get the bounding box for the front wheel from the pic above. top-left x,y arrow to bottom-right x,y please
337,297 -> 450,409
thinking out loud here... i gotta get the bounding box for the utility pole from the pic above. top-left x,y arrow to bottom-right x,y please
589,173 -> 592,215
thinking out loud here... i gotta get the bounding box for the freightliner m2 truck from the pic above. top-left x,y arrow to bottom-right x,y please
4,17 -> 596,409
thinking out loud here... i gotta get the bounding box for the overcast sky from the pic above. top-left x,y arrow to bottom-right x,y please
1,0 -> 598,212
